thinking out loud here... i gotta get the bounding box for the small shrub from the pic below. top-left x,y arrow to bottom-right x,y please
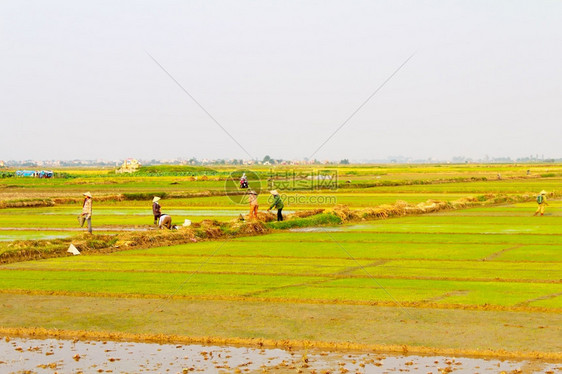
267,213 -> 342,230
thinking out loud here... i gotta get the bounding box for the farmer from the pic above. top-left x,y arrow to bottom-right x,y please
78,192 -> 93,233
267,190 -> 284,221
152,196 -> 162,225
159,214 -> 172,229
248,190 -> 259,219
534,190 -> 549,216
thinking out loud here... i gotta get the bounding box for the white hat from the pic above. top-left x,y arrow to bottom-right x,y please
249,190 -> 257,195
270,190 -> 279,195
83,192 -> 92,198
153,196 -> 161,202
67,244 -> 80,255
540,190 -> 547,195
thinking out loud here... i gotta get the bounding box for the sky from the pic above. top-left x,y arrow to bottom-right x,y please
1,0 -> 561,161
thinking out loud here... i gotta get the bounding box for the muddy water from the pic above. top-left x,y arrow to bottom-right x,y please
0,337 -> 559,373
0,228 -> 148,242
0,232 -> 73,241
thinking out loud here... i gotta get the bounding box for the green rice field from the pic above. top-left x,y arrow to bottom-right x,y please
0,164 -> 561,355
1,202 -> 560,308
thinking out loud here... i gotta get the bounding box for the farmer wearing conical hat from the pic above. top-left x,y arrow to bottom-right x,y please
78,192 -> 93,233
267,190 -> 284,221
152,196 -> 162,225
248,190 -> 259,219
534,190 -> 549,216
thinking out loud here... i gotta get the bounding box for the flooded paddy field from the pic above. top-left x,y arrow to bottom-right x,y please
1,336 -> 560,374
0,230 -> 74,242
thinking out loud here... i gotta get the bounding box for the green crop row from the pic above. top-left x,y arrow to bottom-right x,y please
1,204 -> 559,308
4,253 -> 559,281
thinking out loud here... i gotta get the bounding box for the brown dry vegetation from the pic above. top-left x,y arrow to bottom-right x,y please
328,192 -> 547,223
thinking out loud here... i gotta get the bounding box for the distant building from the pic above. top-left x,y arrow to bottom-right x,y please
116,158 -> 141,173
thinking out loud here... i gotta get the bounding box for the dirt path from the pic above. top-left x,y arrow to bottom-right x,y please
516,292 -> 562,307
482,245 -> 524,261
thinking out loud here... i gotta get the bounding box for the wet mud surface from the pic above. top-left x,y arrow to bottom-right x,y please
1,336 -> 560,373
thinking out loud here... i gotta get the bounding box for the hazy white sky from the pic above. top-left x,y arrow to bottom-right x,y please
1,0 -> 561,161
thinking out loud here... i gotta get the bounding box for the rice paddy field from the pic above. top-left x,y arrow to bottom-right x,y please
0,163 -> 561,371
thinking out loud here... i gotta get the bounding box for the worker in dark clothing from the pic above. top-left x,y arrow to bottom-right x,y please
152,196 -> 162,225
267,190 -> 284,221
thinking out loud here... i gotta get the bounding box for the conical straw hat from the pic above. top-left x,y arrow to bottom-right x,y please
67,244 -> 81,255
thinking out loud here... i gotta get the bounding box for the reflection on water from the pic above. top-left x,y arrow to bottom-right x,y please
0,232 -> 73,242
0,336 -> 558,373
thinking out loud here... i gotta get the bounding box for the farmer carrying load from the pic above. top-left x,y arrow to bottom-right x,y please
267,190 -> 284,221
78,192 -> 93,233
533,190 -> 549,216
248,190 -> 259,219
152,196 -> 162,225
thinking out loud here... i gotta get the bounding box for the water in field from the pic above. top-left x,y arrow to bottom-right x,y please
39,209 -> 248,216
0,337 -> 559,373
0,227 -> 147,242
0,231 -> 74,241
